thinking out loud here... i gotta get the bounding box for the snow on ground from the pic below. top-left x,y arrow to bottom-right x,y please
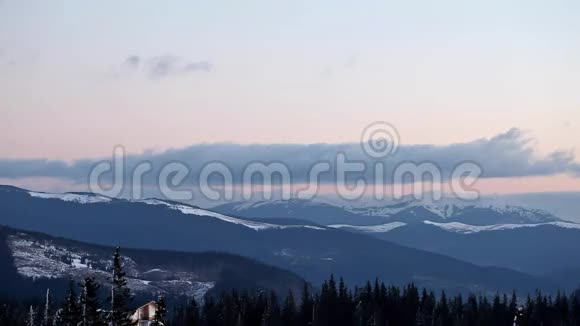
423,220 -> 580,234
8,235 -> 106,279
228,198 -> 329,212
328,222 -> 407,233
6,233 -> 215,299
327,220 -> 580,235
143,268 -> 167,274
71,258 -> 89,268
346,198 -> 559,223
142,199 -> 325,231
28,191 -> 112,204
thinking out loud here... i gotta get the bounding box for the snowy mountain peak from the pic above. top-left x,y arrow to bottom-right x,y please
328,222 -> 407,233
348,200 -> 561,225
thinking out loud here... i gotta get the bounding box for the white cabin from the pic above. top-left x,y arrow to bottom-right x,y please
131,301 -> 158,326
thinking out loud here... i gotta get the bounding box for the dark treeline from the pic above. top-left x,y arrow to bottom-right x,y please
3,269 -> 580,325
173,276 -> 580,326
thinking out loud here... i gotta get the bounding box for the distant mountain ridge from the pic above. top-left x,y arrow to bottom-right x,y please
349,200 -> 561,225
215,198 -> 386,225
0,185 -> 558,294
214,197 -> 563,226
213,196 -> 580,286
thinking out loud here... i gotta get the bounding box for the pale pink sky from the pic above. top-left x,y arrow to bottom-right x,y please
0,0 -> 579,195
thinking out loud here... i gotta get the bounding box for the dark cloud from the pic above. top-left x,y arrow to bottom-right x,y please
0,129 -> 578,186
122,55 -> 212,79
124,55 -> 140,69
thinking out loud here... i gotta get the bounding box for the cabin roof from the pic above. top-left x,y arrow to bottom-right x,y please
135,301 -> 157,310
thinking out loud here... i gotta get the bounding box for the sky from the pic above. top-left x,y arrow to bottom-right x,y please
0,0 -> 579,196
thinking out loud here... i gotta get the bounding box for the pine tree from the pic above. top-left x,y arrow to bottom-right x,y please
52,309 -> 62,326
434,291 -> 450,326
509,291 -> 518,318
281,290 -> 297,326
184,297 -> 201,326
299,283 -> 313,326
80,277 -> 105,326
261,291 -> 281,326
420,289 -> 435,326
56,280 -> 81,326
236,311 -> 245,326
27,305 -> 36,326
153,294 -> 167,326
202,296 -> 220,326
109,246 -> 133,326
311,299 -> 318,326
41,288 -> 52,326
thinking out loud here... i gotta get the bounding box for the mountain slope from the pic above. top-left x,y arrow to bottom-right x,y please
0,185 -> 558,294
328,219 -> 580,286
377,222 -> 580,279
214,197 -> 580,288
0,225 -> 306,301
214,199 -> 387,225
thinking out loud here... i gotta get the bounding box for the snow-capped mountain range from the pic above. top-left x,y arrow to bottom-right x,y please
17,186 -> 580,237
26,187 -> 569,234
2,185 -> 558,293
213,197 -> 572,231
26,189 -> 565,230
347,199 -> 560,223
329,220 -> 580,235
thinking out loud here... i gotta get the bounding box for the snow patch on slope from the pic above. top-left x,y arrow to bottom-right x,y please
229,198 -> 329,212
142,199 -> 325,231
329,222 -> 407,233
8,235 -> 104,279
28,192 -> 112,204
327,220 -> 580,235
423,220 -> 580,234
6,233 -> 214,300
